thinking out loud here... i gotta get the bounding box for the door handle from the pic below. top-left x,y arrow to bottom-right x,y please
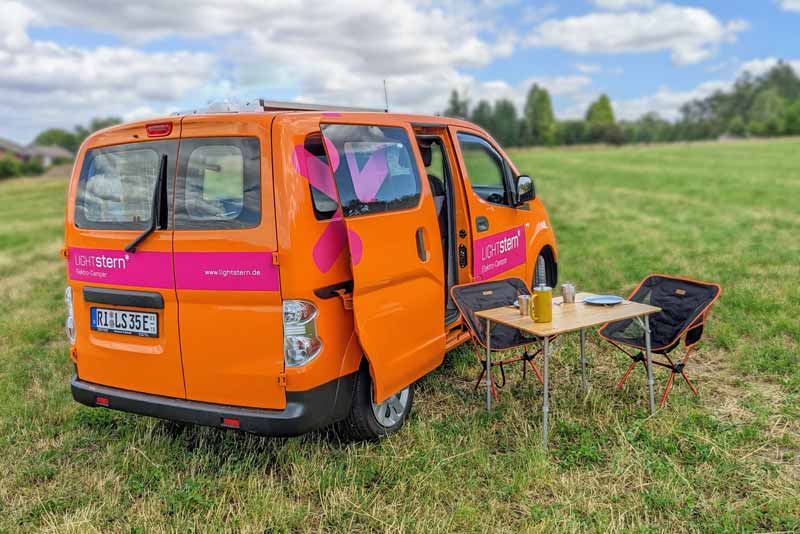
476,216 -> 489,232
415,227 -> 428,262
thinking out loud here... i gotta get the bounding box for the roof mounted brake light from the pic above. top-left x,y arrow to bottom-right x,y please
146,122 -> 172,137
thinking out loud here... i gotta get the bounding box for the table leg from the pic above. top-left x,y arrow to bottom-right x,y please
580,328 -> 588,392
486,319 -> 492,412
542,336 -> 550,449
644,315 -> 655,415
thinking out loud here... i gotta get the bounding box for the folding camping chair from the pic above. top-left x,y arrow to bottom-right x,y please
451,278 -> 545,401
598,274 -> 722,408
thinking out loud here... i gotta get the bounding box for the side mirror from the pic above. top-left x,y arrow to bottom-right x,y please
514,175 -> 535,206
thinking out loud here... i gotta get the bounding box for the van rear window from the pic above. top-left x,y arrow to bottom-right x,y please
74,140 -> 177,229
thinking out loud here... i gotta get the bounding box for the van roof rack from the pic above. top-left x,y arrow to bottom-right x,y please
257,99 -> 387,113
173,99 -> 387,116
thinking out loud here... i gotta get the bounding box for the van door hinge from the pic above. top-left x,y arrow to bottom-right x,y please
277,372 -> 287,387
272,252 -> 280,266
60,247 -> 69,259
334,289 -> 353,310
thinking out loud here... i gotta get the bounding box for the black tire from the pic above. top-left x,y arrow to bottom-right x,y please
336,362 -> 414,441
533,247 -> 557,288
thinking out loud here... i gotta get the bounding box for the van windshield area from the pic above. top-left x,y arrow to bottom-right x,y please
75,140 -> 177,230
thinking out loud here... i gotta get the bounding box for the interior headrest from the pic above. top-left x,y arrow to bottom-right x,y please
417,140 -> 433,167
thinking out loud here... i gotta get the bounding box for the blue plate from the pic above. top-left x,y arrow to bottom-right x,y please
584,295 -> 624,306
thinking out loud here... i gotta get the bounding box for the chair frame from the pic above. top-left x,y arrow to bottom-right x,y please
450,279 -> 545,401
601,274 -> 721,408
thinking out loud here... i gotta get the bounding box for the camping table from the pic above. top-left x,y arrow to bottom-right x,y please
475,292 -> 661,448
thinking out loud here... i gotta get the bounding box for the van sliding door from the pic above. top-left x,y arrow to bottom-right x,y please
320,121 -> 445,403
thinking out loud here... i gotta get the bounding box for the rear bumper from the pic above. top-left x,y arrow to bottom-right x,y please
71,373 -> 356,437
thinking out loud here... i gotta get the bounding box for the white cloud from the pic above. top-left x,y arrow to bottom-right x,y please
779,0 -> 800,12
10,0 -> 516,130
613,80 -> 730,120
575,63 -> 602,74
526,3 -> 749,65
738,57 -> 800,77
0,1 -> 216,142
592,0 -> 656,9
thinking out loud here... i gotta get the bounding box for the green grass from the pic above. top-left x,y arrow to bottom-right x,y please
1,139 -> 799,532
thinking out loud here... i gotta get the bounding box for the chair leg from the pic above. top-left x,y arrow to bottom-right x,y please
616,359 -> 641,389
474,367 -> 485,392
681,372 -> 699,396
474,364 -> 500,400
527,360 -> 544,385
660,372 -> 676,408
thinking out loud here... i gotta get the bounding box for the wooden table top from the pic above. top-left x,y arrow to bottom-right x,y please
475,292 -> 661,337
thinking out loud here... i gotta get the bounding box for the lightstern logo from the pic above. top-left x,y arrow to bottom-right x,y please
74,252 -> 130,271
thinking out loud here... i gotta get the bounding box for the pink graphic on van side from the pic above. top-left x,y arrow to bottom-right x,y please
323,136 -> 340,172
347,228 -> 363,265
174,251 -> 279,291
345,146 -> 388,202
292,146 -> 338,200
472,225 -> 526,281
312,210 -> 348,273
69,247 -> 174,288
68,247 -> 280,291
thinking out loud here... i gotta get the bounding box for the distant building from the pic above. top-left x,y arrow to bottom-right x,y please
0,137 -> 73,167
26,144 -> 74,167
0,137 -> 28,161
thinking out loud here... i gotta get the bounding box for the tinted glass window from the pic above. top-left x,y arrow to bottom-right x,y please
175,137 -> 260,229
301,133 -> 337,221
74,140 -> 177,230
321,124 -> 421,217
457,133 -> 509,205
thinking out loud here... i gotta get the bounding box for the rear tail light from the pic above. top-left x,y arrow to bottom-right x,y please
283,300 -> 323,367
95,396 -> 109,406
145,122 -> 173,137
222,418 -> 240,428
64,286 -> 76,344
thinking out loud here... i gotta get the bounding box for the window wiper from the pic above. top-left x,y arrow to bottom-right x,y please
125,154 -> 167,253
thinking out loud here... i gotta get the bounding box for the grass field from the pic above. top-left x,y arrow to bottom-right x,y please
1,139 -> 798,532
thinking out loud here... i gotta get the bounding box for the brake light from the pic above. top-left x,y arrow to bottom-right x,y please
283,300 -> 323,367
64,286 -> 76,344
222,418 -> 240,428
145,122 -> 173,137
96,396 -> 109,406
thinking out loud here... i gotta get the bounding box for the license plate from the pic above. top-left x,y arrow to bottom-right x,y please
91,307 -> 158,338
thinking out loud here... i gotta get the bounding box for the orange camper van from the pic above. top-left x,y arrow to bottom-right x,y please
63,100 -> 558,440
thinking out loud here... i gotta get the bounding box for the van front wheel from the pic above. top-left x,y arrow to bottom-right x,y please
336,363 -> 414,441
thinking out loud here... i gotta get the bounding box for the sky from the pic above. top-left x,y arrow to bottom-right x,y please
1,0 -> 799,144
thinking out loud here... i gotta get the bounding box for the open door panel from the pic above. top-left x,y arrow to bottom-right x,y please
320,122 -> 446,402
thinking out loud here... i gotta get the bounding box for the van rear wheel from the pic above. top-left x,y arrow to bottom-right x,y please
336,362 -> 414,441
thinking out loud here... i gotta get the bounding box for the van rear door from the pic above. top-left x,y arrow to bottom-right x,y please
67,122 -> 186,399
172,115 -> 285,410
320,121 -> 446,403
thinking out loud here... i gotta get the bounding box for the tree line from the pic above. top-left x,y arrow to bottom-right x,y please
443,61 -> 800,147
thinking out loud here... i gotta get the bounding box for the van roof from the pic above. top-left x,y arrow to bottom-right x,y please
81,105 -> 481,152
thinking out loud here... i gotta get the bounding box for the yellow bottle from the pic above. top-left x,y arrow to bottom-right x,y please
531,285 -> 553,323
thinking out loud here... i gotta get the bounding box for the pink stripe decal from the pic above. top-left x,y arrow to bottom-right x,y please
68,248 -> 280,291
345,146 -> 388,202
312,210 -> 348,273
473,225 -> 526,281
174,251 -> 279,291
292,146 -> 338,200
347,228 -> 363,265
69,247 -> 173,288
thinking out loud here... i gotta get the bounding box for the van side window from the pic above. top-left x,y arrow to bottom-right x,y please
303,133 -> 338,221
74,140 -> 177,230
175,137 -> 261,229
456,133 -> 510,206
321,124 -> 421,217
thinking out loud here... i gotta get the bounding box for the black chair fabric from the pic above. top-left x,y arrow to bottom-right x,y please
599,275 -> 721,354
451,278 -> 539,350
